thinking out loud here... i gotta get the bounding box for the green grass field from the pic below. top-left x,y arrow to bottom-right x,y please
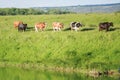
0,13 -> 120,71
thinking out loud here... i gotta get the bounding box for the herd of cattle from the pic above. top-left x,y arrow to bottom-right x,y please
13,21 -> 113,32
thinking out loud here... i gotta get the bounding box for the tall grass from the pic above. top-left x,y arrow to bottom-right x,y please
0,13 -> 120,70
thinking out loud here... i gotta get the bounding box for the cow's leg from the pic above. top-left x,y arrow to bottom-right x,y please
18,27 -> 22,32
77,27 -> 79,31
74,28 -> 76,31
74,27 -> 78,31
41,28 -> 44,31
53,27 -> 58,31
53,28 -> 55,31
71,27 -> 73,31
106,28 -> 109,32
21,28 -> 24,32
35,26 -> 38,32
58,28 -> 61,31
18,27 -> 20,32
23,27 -> 26,32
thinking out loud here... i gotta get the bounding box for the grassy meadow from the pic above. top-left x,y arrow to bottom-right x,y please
0,13 -> 120,71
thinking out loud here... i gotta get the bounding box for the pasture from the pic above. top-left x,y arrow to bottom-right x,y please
0,13 -> 120,71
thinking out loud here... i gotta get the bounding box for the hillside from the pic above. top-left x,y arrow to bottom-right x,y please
0,14 -> 120,71
33,3 -> 120,13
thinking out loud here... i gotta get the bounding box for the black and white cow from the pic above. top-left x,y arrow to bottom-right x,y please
70,22 -> 82,31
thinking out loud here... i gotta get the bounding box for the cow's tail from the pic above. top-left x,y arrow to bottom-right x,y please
35,25 -> 38,32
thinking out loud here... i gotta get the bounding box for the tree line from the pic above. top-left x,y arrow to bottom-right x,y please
0,8 -> 74,15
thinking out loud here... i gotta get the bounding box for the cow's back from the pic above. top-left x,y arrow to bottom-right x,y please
99,22 -> 108,28
52,22 -> 58,27
14,21 -> 23,28
99,22 -> 113,31
35,22 -> 46,28
75,22 -> 82,28
52,22 -> 63,28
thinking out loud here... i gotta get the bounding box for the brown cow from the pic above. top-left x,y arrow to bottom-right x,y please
14,21 -> 23,28
99,22 -> 113,31
35,22 -> 46,32
18,23 -> 27,32
52,22 -> 64,31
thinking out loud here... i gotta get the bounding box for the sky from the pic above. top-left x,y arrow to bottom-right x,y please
0,0 -> 120,8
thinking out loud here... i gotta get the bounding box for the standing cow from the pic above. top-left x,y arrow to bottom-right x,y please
99,22 -> 113,31
35,22 -> 46,32
14,21 -> 23,28
52,22 -> 64,31
70,22 -> 82,31
18,23 -> 27,32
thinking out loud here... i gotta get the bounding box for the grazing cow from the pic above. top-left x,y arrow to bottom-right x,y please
35,22 -> 46,32
52,22 -> 64,31
18,23 -> 27,32
14,21 -> 23,28
99,22 -> 113,31
70,22 -> 82,31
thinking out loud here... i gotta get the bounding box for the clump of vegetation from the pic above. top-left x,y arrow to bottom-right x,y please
0,8 -> 73,15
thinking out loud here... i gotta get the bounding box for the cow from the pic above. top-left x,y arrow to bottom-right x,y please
70,22 -> 82,31
35,22 -> 46,32
52,22 -> 64,31
99,22 -> 113,31
18,23 -> 27,32
14,21 -> 23,28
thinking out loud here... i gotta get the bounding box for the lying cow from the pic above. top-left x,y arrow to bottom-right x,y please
52,22 -> 64,31
18,23 -> 27,32
99,22 -> 113,31
14,21 -> 23,28
70,22 -> 82,31
35,22 -> 46,32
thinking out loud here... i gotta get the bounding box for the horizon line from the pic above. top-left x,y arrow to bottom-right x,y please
0,2 -> 120,8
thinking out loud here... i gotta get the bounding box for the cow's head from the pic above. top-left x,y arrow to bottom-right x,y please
23,24 -> 27,27
60,23 -> 64,28
109,22 -> 113,27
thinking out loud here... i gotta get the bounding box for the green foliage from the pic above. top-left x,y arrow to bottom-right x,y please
47,9 -> 72,14
0,8 -> 73,15
0,8 -> 45,15
0,13 -> 120,70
